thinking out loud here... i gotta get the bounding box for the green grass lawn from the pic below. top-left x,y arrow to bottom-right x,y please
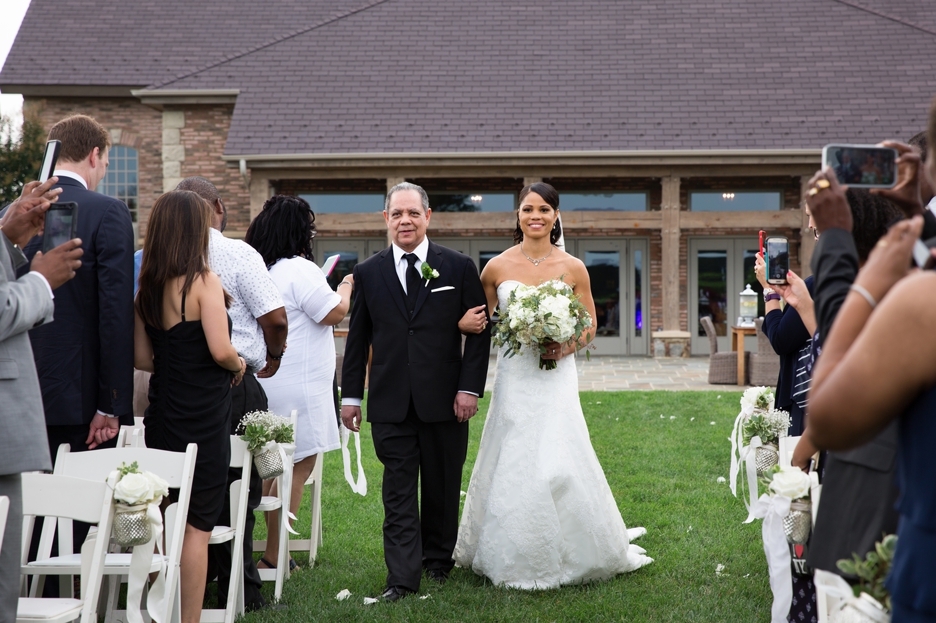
242,391 -> 770,622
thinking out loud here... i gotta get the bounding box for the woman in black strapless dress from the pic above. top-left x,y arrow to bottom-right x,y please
134,190 -> 246,623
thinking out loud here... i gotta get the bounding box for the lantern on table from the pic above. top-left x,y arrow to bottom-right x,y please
739,284 -> 758,327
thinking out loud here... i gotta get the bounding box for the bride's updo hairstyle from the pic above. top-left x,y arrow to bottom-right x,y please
514,182 -> 562,245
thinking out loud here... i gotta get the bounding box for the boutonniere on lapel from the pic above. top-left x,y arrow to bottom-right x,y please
421,263 -> 440,287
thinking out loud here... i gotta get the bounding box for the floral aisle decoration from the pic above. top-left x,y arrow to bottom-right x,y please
730,387 -> 782,509
743,409 -> 791,476
812,535 -> 897,623
745,465 -> 812,623
492,279 -> 593,370
237,409 -> 295,479
107,462 -> 171,623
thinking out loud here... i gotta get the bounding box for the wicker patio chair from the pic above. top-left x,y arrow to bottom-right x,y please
748,318 -> 781,387
700,316 -> 748,385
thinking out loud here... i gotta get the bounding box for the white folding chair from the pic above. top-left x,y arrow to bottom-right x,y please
18,473 -> 114,623
115,417 -> 145,448
253,431 -> 295,603
778,435 -> 800,468
0,495 -> 9,552
810,471 -> 822,528
202,437 -> 252,623
280,428 -> 324,566
26,443 -> 197,623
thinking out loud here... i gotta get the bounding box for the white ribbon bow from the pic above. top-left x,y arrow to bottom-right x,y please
745,493 -> 792,623
340,424 -> 367,496
729,405 -> 754,499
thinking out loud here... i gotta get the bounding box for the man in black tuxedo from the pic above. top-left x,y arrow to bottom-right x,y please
22,114 -> 135,458
341,182 -> 490,601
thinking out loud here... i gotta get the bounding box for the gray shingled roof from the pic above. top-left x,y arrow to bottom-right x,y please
4,0 -> 936,155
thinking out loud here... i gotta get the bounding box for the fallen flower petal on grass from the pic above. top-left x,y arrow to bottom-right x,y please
363,597 -> 379,605
336,589 -> 352,601
716,477 -> 726,483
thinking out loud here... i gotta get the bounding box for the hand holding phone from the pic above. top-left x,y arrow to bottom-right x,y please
42,203 -> 79,253
759,230 -> 766,255
765,236 -> 790,285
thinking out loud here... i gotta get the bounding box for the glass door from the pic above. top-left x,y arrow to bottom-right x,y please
575,238 -> 648,356
689,238 -> 763,354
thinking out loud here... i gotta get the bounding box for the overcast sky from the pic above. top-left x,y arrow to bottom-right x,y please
0,0 -> 32,138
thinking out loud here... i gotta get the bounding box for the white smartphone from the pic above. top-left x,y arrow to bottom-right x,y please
38,140 -> 62,183
821,144 -> 897,189
321,253 -> 340,277
913,239 -> 930,268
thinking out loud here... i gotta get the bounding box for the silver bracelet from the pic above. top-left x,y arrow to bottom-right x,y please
849,284 -> 877,309
337,280 -> 353,290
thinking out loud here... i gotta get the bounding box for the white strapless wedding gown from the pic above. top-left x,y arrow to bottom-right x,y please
453,280 -> 653,590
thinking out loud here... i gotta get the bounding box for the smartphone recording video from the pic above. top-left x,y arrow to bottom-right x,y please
42,203 -> 79,253
38,140 -> 62,183
822,144 -> 897,188
765,236 -> 789,285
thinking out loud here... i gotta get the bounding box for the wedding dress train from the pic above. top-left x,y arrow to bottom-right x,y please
453,280 -> 653,589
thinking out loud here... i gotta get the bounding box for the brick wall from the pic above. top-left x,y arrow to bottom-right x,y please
175,105 -> 251,234
24,96 -> 163,239
275,178 -> 386,194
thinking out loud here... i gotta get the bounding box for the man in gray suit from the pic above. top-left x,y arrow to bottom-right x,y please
0,178 -> 83,620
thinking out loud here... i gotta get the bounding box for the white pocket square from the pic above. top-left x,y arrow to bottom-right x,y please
431,286 -> 455,293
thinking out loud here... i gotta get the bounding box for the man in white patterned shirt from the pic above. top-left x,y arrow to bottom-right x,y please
176,177 -> 287,612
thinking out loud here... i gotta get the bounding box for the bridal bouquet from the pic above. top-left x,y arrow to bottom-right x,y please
492,280 -> 592,370
237,410 -> 295,479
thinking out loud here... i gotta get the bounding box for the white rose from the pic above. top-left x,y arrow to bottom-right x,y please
768,465 -> 811,500
146,472 -> 170,499
114,472 -> 156,505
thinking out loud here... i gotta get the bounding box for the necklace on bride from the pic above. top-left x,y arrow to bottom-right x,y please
520,241 -> 553,266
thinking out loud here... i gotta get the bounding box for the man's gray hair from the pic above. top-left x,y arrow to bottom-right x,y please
385,182 -> 430,213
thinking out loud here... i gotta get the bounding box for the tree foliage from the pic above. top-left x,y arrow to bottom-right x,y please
0,112 -> 46,206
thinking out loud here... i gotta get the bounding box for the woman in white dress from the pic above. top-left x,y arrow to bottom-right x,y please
453,183 -> 652,589
245,195 -> 352,570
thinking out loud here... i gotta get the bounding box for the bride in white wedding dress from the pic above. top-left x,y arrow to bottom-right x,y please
453,183 -> 653,590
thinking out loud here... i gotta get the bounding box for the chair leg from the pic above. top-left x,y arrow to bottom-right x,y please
308,479 -> 322,566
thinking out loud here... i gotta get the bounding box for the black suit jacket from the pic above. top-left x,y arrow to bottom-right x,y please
807,227 -> 899,573
21,177 -> 135,427
341,240 -> 491,423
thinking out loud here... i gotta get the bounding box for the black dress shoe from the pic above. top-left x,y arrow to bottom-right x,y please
380,586 -> 415,602
425,568 -> 449,584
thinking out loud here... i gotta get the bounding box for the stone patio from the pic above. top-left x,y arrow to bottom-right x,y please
483,355 -> 747,392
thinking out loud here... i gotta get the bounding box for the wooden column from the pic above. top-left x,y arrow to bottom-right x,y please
661,176 -> 682,331
799,176 -> 816,277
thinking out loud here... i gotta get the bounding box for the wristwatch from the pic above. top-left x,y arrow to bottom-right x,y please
763,288 -> 781,303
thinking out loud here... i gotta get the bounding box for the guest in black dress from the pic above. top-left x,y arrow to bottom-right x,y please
134,190 -> 246,623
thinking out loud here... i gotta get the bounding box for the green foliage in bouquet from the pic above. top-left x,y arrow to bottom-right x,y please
492,279 -> 593,370
837,534 -> 898,612
236,410 -> 294,453
742,409 -> 790,446
116,461 -> 140,478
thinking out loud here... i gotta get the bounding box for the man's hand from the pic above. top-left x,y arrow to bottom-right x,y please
341,405 -> 362,432
30,238 -> 83,289
454,392 -> 479,423
86,412 -> 120,450
871,141 -> 924,218
458,305 -> 487,334
805,168 -> 852,234
0,177 -> 61,248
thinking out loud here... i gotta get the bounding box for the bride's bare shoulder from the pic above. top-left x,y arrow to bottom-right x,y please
480,246 -> 520,282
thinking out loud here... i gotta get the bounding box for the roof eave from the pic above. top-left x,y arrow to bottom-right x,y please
2,84 -> 144,97
224,149 -> 822,170
131,88 -> 240,109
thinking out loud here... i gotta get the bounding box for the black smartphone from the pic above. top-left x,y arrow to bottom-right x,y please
765,236 -> 789,285
38,140 -> 62,183
821,144 -> 897,188
42,202 -> 79,252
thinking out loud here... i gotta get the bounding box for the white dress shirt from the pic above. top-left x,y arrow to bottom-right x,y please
391,236 -> 429,294
208,228 -> 284,372
52,169 -> 89,189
